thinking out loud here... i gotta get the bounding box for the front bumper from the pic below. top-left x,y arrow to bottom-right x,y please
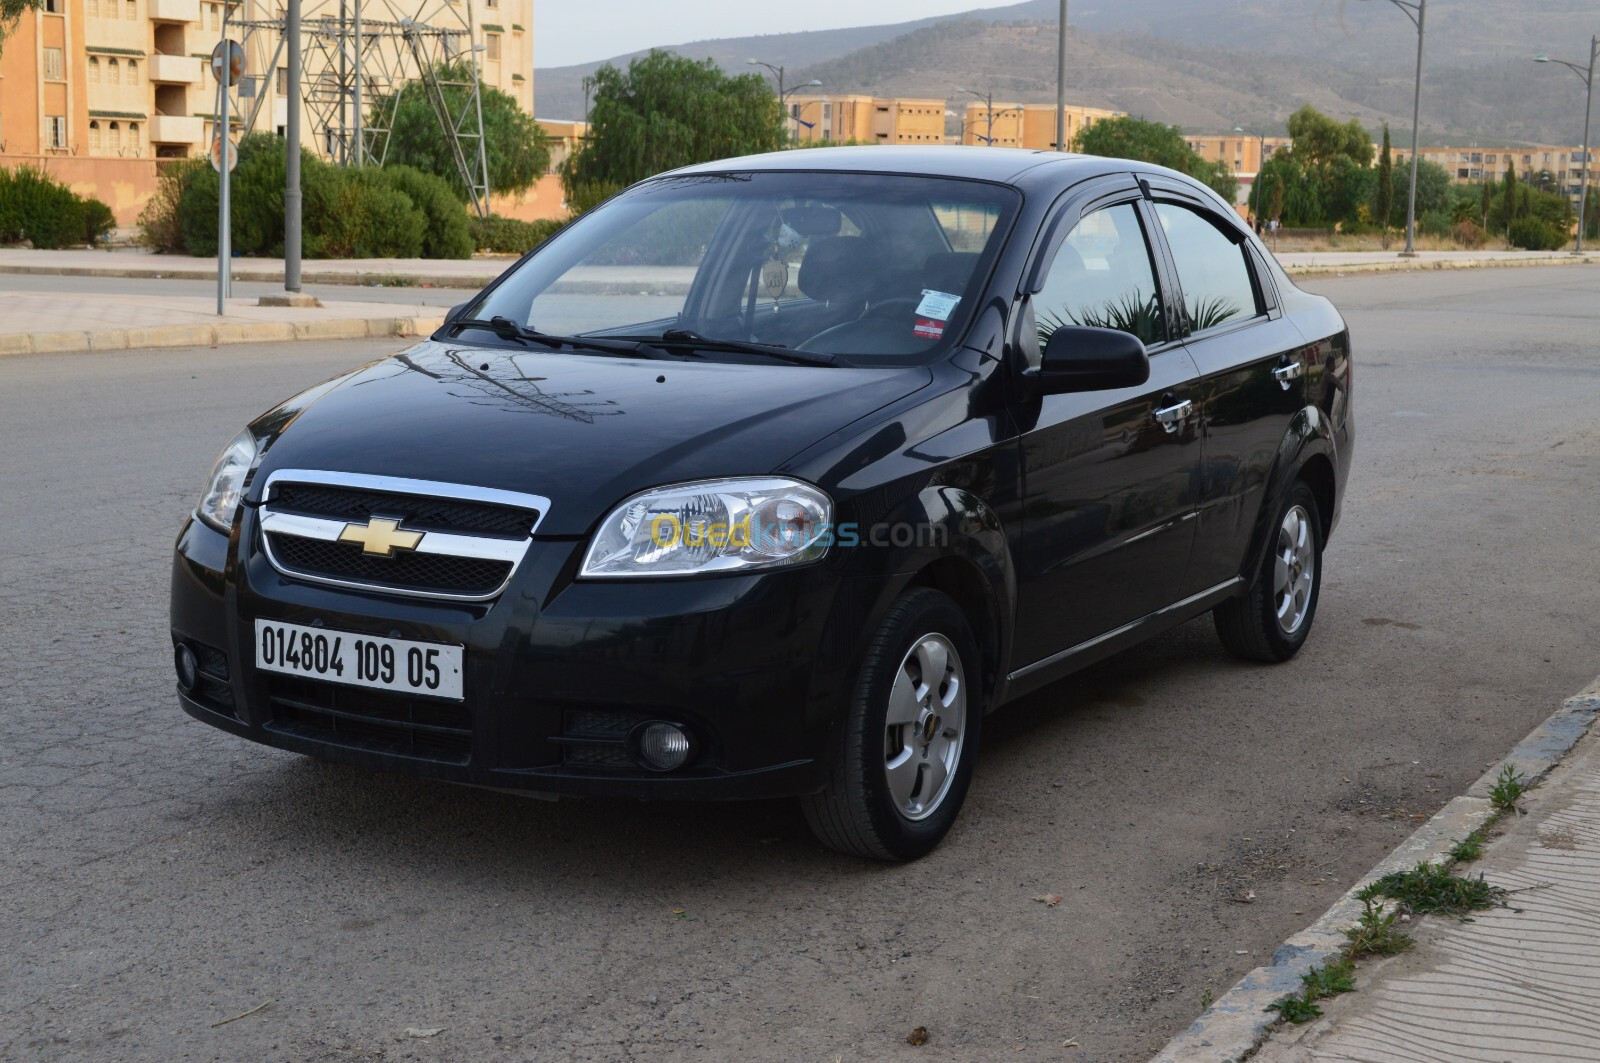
171,511 -> 873,800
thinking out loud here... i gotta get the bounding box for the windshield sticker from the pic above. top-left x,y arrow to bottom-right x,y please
916,290 -> 961,321
913,318 -> 945,341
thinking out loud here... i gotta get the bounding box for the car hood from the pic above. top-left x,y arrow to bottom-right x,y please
248,340 -> 933,535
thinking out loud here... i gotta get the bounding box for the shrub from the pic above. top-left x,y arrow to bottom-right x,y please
1451,220 -> 1487,249
138,158 -> 206,252
0,166 -> 114,249
1508,216 -> 1566,252
316,167 -> 427,258
378,165 -> 473,259
1417,210 -> 1453,238
563,180 -> 623,216
470,213 -> 562,254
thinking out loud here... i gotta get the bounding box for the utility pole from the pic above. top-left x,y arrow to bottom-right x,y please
954,87 -> 1018,146
1054,0 -> 1068,151
352,0 -> 363,166
285,0 -> 302,292
1359,0 -> 1427,257
1534,35 -> 1598,254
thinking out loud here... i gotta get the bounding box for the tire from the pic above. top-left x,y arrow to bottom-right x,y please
801,588 -> 983,861
1213,481 -> 1324,662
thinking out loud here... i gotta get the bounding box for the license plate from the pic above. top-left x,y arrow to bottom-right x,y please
254,619 -> 464,700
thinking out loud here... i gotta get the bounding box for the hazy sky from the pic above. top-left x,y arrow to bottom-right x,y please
533,1 -> 1022,68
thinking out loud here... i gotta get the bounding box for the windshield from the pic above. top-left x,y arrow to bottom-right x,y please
466,171 -> 1020,364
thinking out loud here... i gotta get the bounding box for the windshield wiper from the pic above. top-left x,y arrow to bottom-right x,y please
447,317 -> 657,358
635,328 -> 840,368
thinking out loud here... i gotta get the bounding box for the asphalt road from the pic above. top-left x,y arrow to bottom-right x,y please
3,265 -> 1598,1062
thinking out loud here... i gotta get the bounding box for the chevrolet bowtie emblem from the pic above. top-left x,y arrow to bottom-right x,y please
338,517 -> 424,557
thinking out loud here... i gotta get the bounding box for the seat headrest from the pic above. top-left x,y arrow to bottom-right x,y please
798,237 -> 879,304
922,251 -> 982,296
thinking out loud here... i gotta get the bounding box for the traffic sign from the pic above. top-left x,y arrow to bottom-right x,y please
210,40 -> 246,86
210,134 -> 237,173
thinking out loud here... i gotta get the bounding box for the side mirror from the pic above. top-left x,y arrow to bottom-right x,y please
445,302 -> 470,325
1027,325 -> 1150,394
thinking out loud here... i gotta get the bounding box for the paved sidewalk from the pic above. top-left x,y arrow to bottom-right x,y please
1250,693 -> 1600,1063
0,289 -> 445,355
1,246 -> 1594,291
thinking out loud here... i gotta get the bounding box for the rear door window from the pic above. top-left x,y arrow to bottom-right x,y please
1153,202 -> 1260,333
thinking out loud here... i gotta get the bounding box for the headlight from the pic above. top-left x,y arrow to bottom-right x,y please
580,477 -> 832,578
196,430 -> 260,533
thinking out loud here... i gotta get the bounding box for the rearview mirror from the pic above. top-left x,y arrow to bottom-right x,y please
1027,325 -> 1150,394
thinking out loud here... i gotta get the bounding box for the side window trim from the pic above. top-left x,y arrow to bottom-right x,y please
1022,174 -> 1141,295
1144,197 -> 1267,340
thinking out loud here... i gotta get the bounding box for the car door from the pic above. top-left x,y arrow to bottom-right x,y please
1009,183 -> 1204,667
1143,184 -> 1309,595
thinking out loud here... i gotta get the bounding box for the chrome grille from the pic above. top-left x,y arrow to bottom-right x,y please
257,470 -> 549,602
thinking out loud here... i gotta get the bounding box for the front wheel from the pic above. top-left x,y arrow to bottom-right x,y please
801,588 -> 982,861
1213,482 -> 1324,662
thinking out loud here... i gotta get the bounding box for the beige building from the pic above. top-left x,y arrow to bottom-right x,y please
960,102 -> 1122,150
1396,144 -> 1597,205
0,0 -> 532,224
1186,134 -> 1292,179
785,94 -> 946,145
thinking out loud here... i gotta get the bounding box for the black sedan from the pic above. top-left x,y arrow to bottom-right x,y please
171,147 -> 1352,860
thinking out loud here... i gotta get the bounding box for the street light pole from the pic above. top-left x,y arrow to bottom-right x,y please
1055,0 -> 1068,151
1534,34 -> 1599,255
954,87 -> 1019,147
1360,0 -> 1426,257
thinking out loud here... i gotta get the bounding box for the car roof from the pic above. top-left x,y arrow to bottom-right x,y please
665,145 -> 1153,188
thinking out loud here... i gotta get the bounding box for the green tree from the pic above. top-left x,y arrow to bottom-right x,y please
1073,116 -> 1238,201
1287,105 -> 1374,173
1375,125 -> 1394,247
1501,161 -> 1519,239
374,62 -> 550,202
1585,186 -> 1599,242
561,50 -> 784,197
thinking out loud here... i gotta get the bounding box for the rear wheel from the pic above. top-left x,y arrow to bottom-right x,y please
1213,482 -> 1323,662
802,588 -> 982,860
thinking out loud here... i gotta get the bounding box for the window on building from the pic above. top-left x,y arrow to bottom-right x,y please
44,47 -> 66,81
89,56 -> 100,82
485,33 -> 500,61
276,67 -> 288,95
45,0 -> 62,12
46,116 -> 67,149
128,60 -> 139,84
125,0 -> 135,17
108,58 -> 120,84
109,122 -> 122,152
129,122 -> 140,156
90,120 -> 101,152
88,0 -> 98,14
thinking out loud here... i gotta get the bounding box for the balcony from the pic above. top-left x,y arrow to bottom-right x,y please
149,53 -> 202,84
150,0 -> 199,22
150,114 -> 204,144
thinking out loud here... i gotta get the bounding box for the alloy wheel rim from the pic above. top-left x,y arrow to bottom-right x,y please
1273,504 -> 1316,635
883,633 -> 966,822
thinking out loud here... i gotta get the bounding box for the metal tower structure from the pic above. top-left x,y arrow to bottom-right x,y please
230,0 -> 492,216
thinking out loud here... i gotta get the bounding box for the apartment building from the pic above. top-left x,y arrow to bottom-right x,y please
1396,144 -> 1597,204
785,94 -> 946,145
0,0 -> 532,224
1186,134 -> 1292,178
959,102 -> 1122,150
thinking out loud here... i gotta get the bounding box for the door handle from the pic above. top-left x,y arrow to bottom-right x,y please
1272,361 -> 1304,390
1152,397 -> 1193,433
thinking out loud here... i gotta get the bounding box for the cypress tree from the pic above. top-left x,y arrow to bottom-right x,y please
1375,125 -> 1394,248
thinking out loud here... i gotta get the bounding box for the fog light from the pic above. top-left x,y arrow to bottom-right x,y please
631,721 -> 694,772
175,643 -> 200,694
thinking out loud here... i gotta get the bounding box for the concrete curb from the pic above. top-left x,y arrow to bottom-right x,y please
1151,682 -> 1600,1063
0,313 -> 445,357
0,263 -> 500,289
1281,254 -> 1594,277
